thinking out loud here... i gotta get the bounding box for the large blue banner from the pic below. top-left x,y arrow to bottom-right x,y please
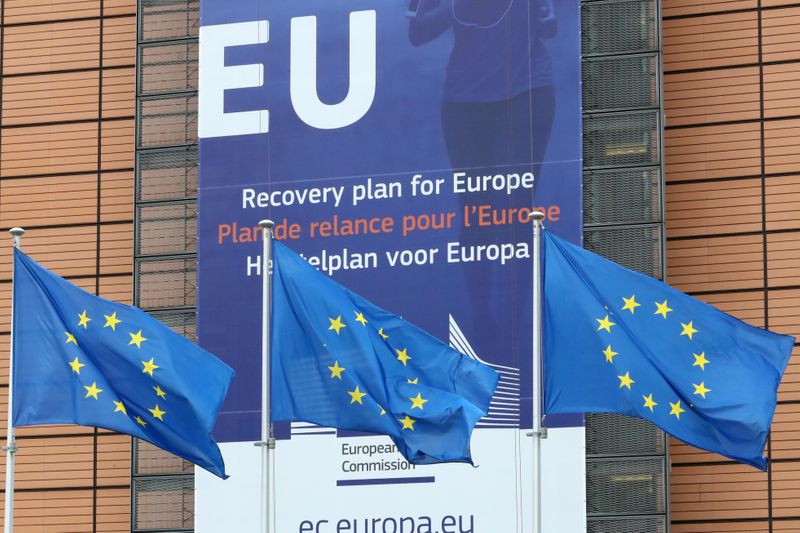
198,0 -> 582,444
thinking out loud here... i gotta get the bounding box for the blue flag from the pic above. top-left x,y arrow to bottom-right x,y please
271,241 -> 500,464
12,249 -> 233,478
543,231 -> 794,469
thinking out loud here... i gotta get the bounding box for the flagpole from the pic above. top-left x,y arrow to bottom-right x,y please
258,219 -> 275,533
5,227 -> 25,533
530,211 -> 545,533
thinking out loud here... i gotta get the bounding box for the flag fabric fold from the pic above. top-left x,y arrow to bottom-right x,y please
542,231 -> 794,469
271,241 -> 500,464
12,249 -> 233,478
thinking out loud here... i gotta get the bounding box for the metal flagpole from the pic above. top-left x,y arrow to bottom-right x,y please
530,211 -> 546,533
5,227 -> 25,533
257,220 -> 275,533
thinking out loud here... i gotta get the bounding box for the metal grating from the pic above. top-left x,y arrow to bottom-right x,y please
137,146 -> 198,203
588,516 -> 667,533
583,54 -> 658,112
134,439 -> 193,475
137,202 -> 198,256
586,457 -> 666,515
584,167 -> 660,226
138,95 -> 198,149
139,0 -> 200,42
583,111 -> 660,169
149,309 -> 197,341
136,256 -> 197,309
582,0 -> 657,56
133,476 -> 195,531
138,41 -> 199,96
584,225 -> 662,279
586,413 -> 665,457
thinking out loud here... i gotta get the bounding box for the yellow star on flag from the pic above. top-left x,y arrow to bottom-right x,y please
603,345 -> 618,363
129,330 -> 147,348
409,393 -> 428,410
693,352 -> 709,370
354,311 -> 368,326
141,357 -> 159,377
618,371 -> 634,389
399,415 -> 416,431
84,382 -> 103,400
113,401 -> 126,415
378,328 -> 389,340
655,300 -> 672,319
596,315 -> 616,333
328,316 -> 347,335
680,321 -> 698,340
669,400 -> 685,420
348,386 -> 366,405
379,405 -> 386,416
693,382 -> 711,399
135,416 -> 147,427
68,356 -> 85,374
154,385 -> 167,399
65,332 -> 77,345
328,361 -> 345,380
396,347 -> 412,366
77,310 -> 91,329
149,404 -> 166,421
407,377 -> 419,385
622,295 -> 640,314
643,394 -> 657,412
104,312 -> 121,331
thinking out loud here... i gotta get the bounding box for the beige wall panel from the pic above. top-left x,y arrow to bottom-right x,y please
779,347 -> 800,403
764,63 -> 800,118
767,232 -> 800,288
665,122 -> 761,182
663,0 -> 756,18
670,435 -> 735,464
104,0 -> 137,16
3,71 -> 99,125
666,178 -> 762,238
101,171 -> 135,222
671,463 -> 768,521
100,275 -> 133,305
762,7 -> 800,63
766,175 -> 800,232
0,174 -> 98,228
102,68 -> 135,118
0,436 -> 96,490
0,489 -> 95,532
771,402 -> 800,460
103,16 -> 136,67
1,122 -> 98,177
0,225 -> 98,281
664,67 -> 760,127
96,434 -> 132,486
4,0 -> 100,25
772,461 -> 800,516
96,488 -> 131,532
3,20 -> 100,76
673,522 -> 769,533
765,119 -> 800,174
100,223 -> 133,275
666,234 -> 764,292
767,289 -> 800,339
663,12 -> 758,72
101,119 -> 134,170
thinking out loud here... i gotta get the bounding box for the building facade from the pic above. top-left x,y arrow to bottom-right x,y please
0,0 -> 795,531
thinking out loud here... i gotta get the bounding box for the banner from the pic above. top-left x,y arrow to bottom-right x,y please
197,0 -> 584,530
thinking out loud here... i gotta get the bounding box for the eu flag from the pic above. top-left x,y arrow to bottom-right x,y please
543,231 -> 794,469
271,241 -> 499,464
12,249 -> 233,478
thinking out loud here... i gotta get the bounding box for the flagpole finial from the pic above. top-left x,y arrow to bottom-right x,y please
258,220 -> 275,229
529,211 -> 545,222
9,228 -> 25,238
